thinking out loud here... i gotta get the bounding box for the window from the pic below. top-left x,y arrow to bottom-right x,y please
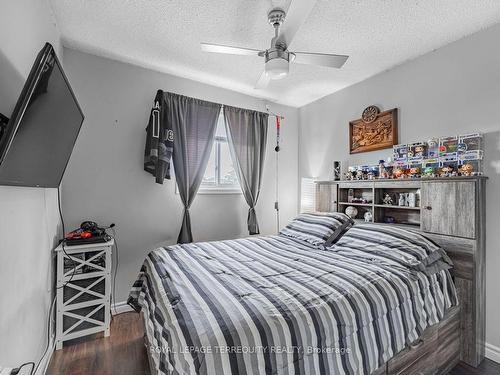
199,111 -> 240,194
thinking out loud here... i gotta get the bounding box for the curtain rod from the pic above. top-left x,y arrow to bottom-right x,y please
219,103 -> 285,120
158,90 -> 285,120
265,105 -> 285,120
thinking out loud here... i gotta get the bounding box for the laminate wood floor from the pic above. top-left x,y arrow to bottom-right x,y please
47,312 -> 500,375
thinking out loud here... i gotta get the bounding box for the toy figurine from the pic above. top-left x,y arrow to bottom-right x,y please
398,194 -> 406,206
440,165 -> 453,177
457,143 -> 468,153
356,168 -> 364,180
414,146 -> 425,158
427,138 -> 439,158
362,169 -> 368,180
407,192 -> 417,207
348,167 -> 357,180
460,163 -> 474,176
422,166 -> 435,178
364,211 -> 373,222
382,193 -> 394,205
378,160 -> 389,179
367,170 -> 375,180
393,167 -> 404,179
409,166 -> 420,178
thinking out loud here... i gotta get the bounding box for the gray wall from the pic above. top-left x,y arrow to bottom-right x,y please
61,48 -> 299,303
298,23 -> 500,351
0,0 -> 62,371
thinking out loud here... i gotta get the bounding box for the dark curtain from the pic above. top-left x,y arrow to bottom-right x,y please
223,105 -> 268,235
164,92 -> 221,243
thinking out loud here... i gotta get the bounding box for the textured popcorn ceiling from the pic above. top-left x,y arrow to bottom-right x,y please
50,0 -> 500,107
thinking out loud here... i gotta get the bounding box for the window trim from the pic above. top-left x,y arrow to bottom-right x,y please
198,134 -> 241,195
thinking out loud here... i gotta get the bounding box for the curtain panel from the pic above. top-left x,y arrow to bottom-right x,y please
163,92 -> 221,243
223,105 -> 268,235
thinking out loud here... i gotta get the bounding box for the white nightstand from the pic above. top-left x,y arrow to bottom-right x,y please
54,239 -> 114,350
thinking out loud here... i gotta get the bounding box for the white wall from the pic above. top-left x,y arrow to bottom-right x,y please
298,23 -> 500,352
60,48 -> 299,303
0,0 -> 62,115
0,188 -> 59,366
0,0 -> 62,371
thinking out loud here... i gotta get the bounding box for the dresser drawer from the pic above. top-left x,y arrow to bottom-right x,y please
387,324 -> 438,375
391,353 -> 436,375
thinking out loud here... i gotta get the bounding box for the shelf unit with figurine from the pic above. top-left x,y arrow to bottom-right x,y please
315,176 -> 486,234
324,180 -> 422,227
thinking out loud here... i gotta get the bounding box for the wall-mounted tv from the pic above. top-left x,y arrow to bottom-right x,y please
0,43 -> 84,188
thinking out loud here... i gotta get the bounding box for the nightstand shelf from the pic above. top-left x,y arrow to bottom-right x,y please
338,202 -> 372,207
54,239 -> 113,350
373,204 -> 420,210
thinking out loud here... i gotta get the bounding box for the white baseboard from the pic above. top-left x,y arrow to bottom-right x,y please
35,336 -> 55,375
486,342 -> 500,364
112,300 -> 134,315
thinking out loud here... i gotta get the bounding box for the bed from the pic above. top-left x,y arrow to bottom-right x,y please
128,217 -> 458,375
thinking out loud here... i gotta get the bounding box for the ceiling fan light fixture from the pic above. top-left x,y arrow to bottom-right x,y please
265,57 -> 289,79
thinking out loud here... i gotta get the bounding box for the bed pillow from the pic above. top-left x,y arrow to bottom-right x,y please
332,223 -> 453,274
280,212 -> 354,246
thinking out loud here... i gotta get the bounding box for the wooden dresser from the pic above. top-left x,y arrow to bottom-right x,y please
315,176 -> 487,372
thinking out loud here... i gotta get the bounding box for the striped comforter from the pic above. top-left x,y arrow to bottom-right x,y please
128,234 -> 457,375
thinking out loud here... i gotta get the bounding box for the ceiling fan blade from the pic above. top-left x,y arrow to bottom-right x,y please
254,71 -> 270,89
201,43 -> 262,56
277,0 -> 318,47
292,52 -> 349,69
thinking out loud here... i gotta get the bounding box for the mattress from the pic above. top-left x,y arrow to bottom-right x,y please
128,234 -> 457,375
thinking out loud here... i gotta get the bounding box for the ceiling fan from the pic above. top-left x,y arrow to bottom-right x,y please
200,0 -> 348,89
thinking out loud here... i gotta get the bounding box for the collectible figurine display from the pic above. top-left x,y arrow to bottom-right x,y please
409,166 -> 420,178
382,193 -> 394,205
460,163 -> 474,176
427,138 -> 439,158
333,161 -> 341,181
440,165 -> 454,177
378,160 -> 389,179
407,192 -> 417,208
398,194 -> 406,206
422,166 -> 436,178
344,133 -> 483,181
393,167 -> 405,179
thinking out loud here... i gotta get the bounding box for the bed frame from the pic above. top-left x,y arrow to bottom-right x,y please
143,176 -> 486,375
318,176 -> 487,374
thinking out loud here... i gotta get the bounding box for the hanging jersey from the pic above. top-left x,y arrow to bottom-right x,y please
144,89 -> 173,184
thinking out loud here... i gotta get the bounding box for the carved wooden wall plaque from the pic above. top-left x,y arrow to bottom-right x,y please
349,107 -> 398,154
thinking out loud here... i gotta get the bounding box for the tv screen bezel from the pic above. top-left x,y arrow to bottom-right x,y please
0,42 -> 84,188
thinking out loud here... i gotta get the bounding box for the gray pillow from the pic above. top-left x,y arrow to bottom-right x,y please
280,212 -> 353,246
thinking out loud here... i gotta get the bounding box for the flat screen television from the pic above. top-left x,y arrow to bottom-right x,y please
0,43 -> 84,188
